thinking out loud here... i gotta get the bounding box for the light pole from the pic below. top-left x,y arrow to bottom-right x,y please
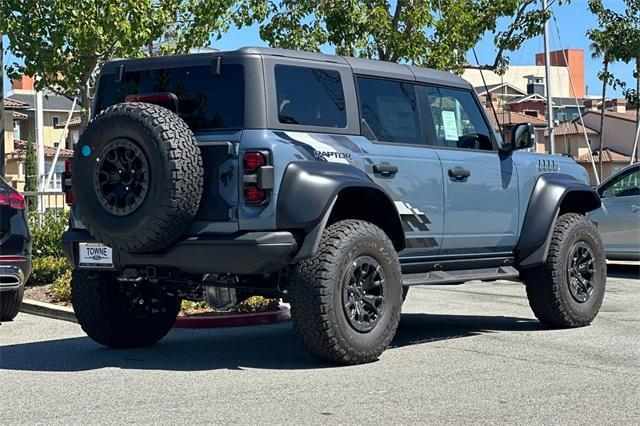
1,33 -> 5,177
542,0 -> 555,155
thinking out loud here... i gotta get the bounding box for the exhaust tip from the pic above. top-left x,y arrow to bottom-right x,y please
0,274 -> 22,289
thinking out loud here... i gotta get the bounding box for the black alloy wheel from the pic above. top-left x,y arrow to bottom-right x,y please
567,241 -> 595,303
342,255 -> 386,333
94,139 -> 149,216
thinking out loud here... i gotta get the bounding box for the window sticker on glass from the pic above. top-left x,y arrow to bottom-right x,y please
441,110 -> 459,141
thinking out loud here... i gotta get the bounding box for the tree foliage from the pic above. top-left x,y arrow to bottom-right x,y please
0,0 -> 267,115
587,0 -> 640,107
259,0 -> 568,74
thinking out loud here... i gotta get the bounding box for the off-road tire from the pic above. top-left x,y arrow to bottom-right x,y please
522,213 -> 606,328
71,270 -> 180,348
289,220 -> 402,365
73,103 -> 203,253
0,288 -> 24,321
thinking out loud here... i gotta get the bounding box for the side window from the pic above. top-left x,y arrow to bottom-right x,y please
423,86 -> 495,151
274,65 -> 346,128
601,168 -> 640,198
356,77 -> 422,145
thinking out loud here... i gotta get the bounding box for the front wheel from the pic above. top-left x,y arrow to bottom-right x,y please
522,213 -> 606,328
72,270 -> 181,348
289,220 -> 402,365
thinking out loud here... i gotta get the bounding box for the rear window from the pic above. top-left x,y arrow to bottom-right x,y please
275,65 -> 347,128
95,64 -> 244,131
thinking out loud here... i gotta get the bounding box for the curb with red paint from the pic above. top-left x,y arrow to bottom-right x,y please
174,305 -> 291,328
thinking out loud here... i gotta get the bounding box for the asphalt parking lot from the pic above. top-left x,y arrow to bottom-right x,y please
1,264 -> 638,425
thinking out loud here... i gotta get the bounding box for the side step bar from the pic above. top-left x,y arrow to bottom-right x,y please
403,266 -> 520,286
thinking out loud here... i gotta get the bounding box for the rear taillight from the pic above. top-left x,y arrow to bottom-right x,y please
244,185 -> 265,204
0,255 -> 28,262
242,151 -> 273,205
0,192 -> 26,210
63,159 -> 74,205
243,152 -> 266,173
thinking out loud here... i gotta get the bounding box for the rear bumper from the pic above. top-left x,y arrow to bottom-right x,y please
0,260 -> 29,292
62,230 -> 298,275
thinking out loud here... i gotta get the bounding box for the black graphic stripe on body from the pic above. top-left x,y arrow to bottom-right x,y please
401,215 -> 431,233
405,237 -> 439,249
273,131 -> 324,161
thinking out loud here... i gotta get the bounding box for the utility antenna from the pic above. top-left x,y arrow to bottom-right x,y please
472,48 -> 504,143
542,0 -> 555,154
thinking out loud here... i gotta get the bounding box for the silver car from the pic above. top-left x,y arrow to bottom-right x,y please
588,163 -> 640,260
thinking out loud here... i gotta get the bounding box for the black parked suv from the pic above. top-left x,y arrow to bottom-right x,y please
63,48 -> 605,364
0,176 -> 31,321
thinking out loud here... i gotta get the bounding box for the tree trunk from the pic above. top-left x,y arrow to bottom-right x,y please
599,61 -> 608,179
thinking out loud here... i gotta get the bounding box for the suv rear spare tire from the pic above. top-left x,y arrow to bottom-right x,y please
73,102 -> 204,253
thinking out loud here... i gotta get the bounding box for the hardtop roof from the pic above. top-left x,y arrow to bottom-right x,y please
102,46 -> 471,89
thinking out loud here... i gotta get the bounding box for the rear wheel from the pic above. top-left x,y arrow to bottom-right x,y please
289,220 -> 402,365
71,270 -> 180,348
522,213 -> 606,328
0,288 -> 24,321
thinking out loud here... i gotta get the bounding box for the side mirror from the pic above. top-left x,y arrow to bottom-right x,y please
501,123 -> 535,152
512,123 -> 535,150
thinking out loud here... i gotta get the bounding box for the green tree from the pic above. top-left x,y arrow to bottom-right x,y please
587,0 -> 632,176
0,0 -> 267,118
259,0 -> 568,74
613,0 -> 640,162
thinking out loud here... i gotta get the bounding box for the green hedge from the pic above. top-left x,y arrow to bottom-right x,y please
49,269 -> 72,303
29,210 -> 69,258
29,256 -> 71,285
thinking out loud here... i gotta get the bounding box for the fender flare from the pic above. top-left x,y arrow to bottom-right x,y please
515,173 -> 601,268
276,161 -> 404,260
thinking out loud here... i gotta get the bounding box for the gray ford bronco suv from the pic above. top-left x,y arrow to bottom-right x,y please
62,47 -> 605,365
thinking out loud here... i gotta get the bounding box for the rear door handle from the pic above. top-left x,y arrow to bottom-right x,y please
448,166 -> 471,181
373,163 -> 399,177
632,204 -> 639,212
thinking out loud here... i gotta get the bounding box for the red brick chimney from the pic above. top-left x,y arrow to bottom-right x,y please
535,49 -> 585,98
11,75 -> 35,90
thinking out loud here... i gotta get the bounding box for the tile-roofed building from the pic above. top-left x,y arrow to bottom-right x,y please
8,91 -> 81,113
545,121 -> 598,137
574,148 -> 633,184
3,97 -> 29,110
7,140 -> 74,161
576,147 -> 631,163
582,107 -> 638,163
54,116 -> 82,129
485,108 -> 547,129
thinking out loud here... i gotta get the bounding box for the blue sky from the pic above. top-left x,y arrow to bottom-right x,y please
2,0 -> 635,98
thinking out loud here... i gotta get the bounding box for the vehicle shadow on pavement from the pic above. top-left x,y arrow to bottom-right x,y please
0,313 -> 545,372
606,263 -> 640,280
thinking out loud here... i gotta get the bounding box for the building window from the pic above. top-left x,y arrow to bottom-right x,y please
556,112 -> 567,122
44,161 -> 65,191
52,116 -> 60,127
13,120 -> 20,140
